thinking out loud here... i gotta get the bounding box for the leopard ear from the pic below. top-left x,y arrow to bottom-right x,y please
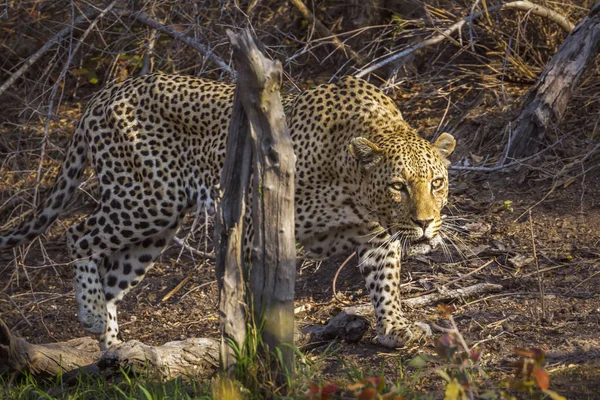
433,133 -> 456,160
349,137 -> 383,169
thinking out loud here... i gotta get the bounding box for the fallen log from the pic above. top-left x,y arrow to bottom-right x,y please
0,318 -> 219,379
505,1 -> 600,158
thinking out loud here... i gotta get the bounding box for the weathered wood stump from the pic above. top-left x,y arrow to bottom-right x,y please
215,29 -> 296,382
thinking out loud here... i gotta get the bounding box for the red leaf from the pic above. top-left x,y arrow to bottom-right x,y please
357,387 -> 378,400
308,383 -> 320,394
470,347 -> 480,362
321,384 -> 340,400
533,367 -> 550,391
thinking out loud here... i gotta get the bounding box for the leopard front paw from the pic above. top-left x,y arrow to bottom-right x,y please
407,235 -> 443,256
76,296 -> 107,334
377,321 -> 432,348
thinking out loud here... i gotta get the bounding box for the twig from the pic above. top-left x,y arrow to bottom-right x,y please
289,0 -> 365,65
173,236 -> 216,260
332,252 -> 356,306
140,29 -> 158,75
0,10 -> 103,98
449,141 -> 558,172
565,269 -> 600,293
414,259 -> 495,297
404,282 -> 503,307
112,9 -> 233,76
528,210 -> 545,321
4,294 -> 32,327
180,280 -> 217,301
448,315 -> 475,400
354,1 -> 574,78
513,143 -> 600,221
346,283 -> 503,315
161,274 -> 192,302
520,262 -> 574,278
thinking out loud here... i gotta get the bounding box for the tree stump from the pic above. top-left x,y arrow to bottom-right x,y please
215,29 -> 296,382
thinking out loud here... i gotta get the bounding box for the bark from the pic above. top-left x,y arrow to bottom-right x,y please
214,62 -> 253,372
0,318 -> 218,379
506,1 -> 600,158
228,29 -> 297,379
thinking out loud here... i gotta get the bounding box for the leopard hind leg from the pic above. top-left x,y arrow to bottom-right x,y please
99,226 -> 179,349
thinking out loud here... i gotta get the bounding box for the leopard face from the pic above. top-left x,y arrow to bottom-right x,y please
348,130 -> 455,247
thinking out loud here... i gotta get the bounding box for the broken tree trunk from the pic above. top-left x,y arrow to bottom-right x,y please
215,29 -> 296,382
0,318 -> 219,379
214,48 -> 253,374
230,30 -> 297,380
505,1 -> 600,158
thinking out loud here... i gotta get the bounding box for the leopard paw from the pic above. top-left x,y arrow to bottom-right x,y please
407,235 -> 443,256
377,322 -> 432,348
76,301 -> 106,334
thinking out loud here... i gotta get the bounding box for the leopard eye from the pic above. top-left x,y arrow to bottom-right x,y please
431,178 -> 444,190
389,182 -> 406,192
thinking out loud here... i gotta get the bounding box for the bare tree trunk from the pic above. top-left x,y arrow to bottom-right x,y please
214,61 -> 253,375
505,1 -> 600,158
215,29 -> 296,384
228,30 -> 297,381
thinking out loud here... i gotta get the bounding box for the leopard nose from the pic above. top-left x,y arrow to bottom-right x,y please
412,218 -> 433,230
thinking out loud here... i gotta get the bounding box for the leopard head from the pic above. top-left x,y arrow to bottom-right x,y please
349,131 -> 456,245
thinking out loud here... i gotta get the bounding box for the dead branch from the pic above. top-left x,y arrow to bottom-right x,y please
332,252 -> 357,306
355,1 -> 574,78
0,11 -> 102,98
213,37 -> 253,372
408,282 -> 503,307
0,318 -> 219,379
0,5 -> 233,99
113,9 -> 233,76
289,0 -> 365,65
173,236 -> 216,260
0,318 -> 100,375
504,2 -> 600,158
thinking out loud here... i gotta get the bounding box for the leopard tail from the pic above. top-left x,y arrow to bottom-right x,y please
0,124 -> 88,249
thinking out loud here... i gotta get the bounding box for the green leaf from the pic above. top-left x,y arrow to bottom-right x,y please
436,369 -> 452,383
137,384 -> 154,400
479,390 -> 498,399
544,389 -> 566,400
407,355 -> 427,368
444,379 -> 460,400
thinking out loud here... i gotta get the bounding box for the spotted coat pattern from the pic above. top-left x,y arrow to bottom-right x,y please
0,74 -> 456,349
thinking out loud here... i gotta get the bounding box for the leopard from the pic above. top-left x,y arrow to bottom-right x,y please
0,73 -> 455,350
